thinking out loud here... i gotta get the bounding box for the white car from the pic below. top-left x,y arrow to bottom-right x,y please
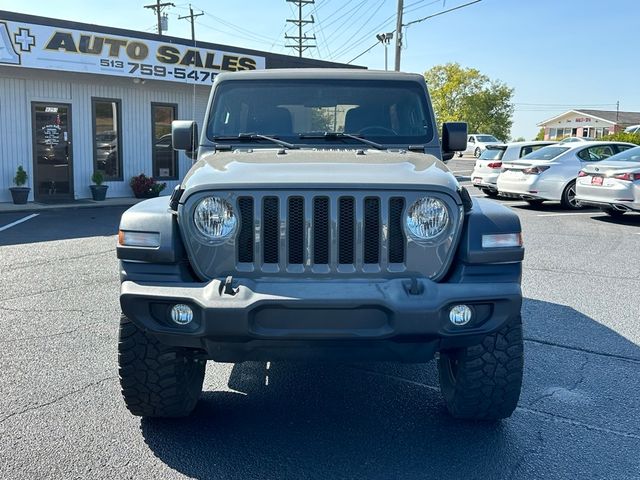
576,145 -> 640,216
624,125 -> 640,134
496,141 -> 636,209
460,134 -> 501,158
559,136 -> 594,143
471,141 -> 555,197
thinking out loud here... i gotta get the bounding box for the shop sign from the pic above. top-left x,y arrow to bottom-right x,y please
0,19 -> 266,84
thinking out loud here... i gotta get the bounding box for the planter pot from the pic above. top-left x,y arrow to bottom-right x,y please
134,190 -> 160,199
9,187 -> 30,205
90,185 -> 108,201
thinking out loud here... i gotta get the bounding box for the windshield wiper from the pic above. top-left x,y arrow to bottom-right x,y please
213,133 -> 299,149
298,132 -> 386,150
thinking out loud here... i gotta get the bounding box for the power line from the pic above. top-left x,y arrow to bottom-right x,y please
403,0 -> 482,28
178,4 -> 204,42
144,1 -> 175,36
347,38 -> 384,64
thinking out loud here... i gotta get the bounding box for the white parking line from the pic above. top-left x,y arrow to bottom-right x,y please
0,213 -> 39,232
536,212 -> 599,217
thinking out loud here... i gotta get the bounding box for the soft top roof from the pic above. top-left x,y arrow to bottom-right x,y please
215,69 -> 426,83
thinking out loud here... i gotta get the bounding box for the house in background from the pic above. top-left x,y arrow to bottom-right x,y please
538,109 -> 640,141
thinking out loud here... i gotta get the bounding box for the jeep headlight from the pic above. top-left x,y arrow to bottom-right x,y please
406,197 -> 449,241
193,196 -> 237,243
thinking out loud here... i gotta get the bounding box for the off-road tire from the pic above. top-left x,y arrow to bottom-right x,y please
118,315 -> 206,418
602,207 -> 625,217
560,180 -> 581,210
437,315 -> 524,420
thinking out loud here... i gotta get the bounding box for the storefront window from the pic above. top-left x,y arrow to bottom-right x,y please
152,103 -> 177,179
92,98 -> 121,180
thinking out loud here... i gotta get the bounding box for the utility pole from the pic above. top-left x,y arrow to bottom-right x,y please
144,0 -> 175,36
616,100 -> 620,122
394,0 -> 404,71
179,4 -> 204,42
285,0 -> 316,57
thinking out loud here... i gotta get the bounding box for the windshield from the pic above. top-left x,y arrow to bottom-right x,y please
605,145 -> 640,162
521,145 -> 569,161
207,79 -> 433,145
476,135 -> 498,142
479,147 -> 505,160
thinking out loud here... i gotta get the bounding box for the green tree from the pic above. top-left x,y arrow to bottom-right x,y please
424,63 -> 514,141
512,136 -> 526,142
534,128 -> 545,141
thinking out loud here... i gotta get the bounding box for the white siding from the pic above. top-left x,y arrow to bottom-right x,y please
0,67 -> 209,202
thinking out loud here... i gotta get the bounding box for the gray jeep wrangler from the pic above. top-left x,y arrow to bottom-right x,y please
117,69 -> 524,420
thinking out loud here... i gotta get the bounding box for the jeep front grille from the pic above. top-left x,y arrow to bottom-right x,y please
236,193 -> 406,272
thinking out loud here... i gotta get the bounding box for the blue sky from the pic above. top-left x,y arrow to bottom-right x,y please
1,0 -> 639,139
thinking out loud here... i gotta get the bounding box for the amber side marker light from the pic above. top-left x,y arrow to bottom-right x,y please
118,230 -> 160,248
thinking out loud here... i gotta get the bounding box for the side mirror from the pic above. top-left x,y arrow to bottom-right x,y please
172,120 -> 198,160
442,122 -> 467,153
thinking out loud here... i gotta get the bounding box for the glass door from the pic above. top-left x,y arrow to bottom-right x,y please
32,103 -> 73,202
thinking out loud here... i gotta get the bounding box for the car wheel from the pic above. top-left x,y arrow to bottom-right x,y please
457,152 -> 463,158
602,207 -> 625,217
474,147 -> 481,158
525,199 -> 544,207
438,315 -> 524,420
560,180 -> 581,210
483,189 -> 499,198
118,315 -> 206,418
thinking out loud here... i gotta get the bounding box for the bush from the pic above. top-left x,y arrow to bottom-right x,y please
129,173 -> 166,198
91,171 -> 104,186
600,132 -> 640,145
14,165 -> 28,186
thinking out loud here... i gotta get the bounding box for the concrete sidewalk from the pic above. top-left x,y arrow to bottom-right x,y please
0,196 -> 143,214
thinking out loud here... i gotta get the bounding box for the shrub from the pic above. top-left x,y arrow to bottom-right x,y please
600,132 -> 640,145
129,173 -> 167,197
91,171 -> 104,186
14,165 -> 28,186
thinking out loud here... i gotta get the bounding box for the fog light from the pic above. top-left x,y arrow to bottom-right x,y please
170,304 -> 193,325
449,305 -> 472,326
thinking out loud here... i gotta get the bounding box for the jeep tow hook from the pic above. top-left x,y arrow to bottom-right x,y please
219,276 -> 238,296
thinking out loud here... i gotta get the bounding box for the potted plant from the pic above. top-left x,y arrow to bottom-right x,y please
9,165 -> 30,205
129,173 -> 167,199
90,171 -> 108,201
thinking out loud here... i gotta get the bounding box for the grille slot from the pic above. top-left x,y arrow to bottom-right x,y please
313,197 -> 330,264
388,197 -> 405,263
338,197 -> 355,264
363,197 -> 380,264
237,197 -> 254,263
288,197 -> 304,264
263,196 -> 279,264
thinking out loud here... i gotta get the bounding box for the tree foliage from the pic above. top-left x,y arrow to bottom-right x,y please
600,131 -> 640,145
534,128 -> 545,141
424,63 -> 514,141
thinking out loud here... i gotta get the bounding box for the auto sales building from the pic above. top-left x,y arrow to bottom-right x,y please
0,10 -> 357,204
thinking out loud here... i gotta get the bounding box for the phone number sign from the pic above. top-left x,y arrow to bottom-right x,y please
0,19 -> 266,84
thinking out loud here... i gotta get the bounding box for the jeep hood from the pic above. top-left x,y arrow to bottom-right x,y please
181,148 -> 459,195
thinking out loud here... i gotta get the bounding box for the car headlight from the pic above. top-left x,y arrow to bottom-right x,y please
406,197 -> 449,241
193,196 -> 237,243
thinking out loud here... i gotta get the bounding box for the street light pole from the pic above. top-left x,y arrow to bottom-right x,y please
376,32 -> 393,71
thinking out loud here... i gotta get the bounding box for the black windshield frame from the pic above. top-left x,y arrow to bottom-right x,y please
206,79 -> 435,146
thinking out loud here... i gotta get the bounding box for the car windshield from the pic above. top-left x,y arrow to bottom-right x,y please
479,146 -> 505,160
605,145 -> 640,162
521,146 -> 570,160
207,79 -> 433,146
476,135 -> 498,142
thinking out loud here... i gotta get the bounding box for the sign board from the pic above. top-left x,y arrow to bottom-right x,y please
0,19 -> 266,84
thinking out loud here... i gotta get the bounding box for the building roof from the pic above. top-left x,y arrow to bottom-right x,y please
538,109 -> 640,127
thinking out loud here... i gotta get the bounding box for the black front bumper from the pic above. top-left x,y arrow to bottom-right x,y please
120,277 -> 522,363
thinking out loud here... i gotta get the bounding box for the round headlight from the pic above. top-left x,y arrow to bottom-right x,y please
406,197 -> 449,240
193,196 -> 237,242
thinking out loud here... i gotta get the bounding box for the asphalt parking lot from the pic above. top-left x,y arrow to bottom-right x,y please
1,168 -> 639,479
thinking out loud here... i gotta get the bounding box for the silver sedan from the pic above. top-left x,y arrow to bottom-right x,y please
576,145 -> 640,216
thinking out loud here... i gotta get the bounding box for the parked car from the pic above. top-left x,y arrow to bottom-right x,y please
559,136 -> 594,143
459,134 -> 501,158
576,145 -> 640,216
496,141 -> 636,209
471,141 -> 555,197
624,125 -> 640,134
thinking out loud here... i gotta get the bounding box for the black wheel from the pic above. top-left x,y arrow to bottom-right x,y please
602,207 -> 625,217
483,189 -> 499,198
525,199 -> 544,207
474,147 -> 481,158
118,315 -> 206,418
457,152 -> 463,158
438,315 -> 524,420
560,180 -> 581,210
